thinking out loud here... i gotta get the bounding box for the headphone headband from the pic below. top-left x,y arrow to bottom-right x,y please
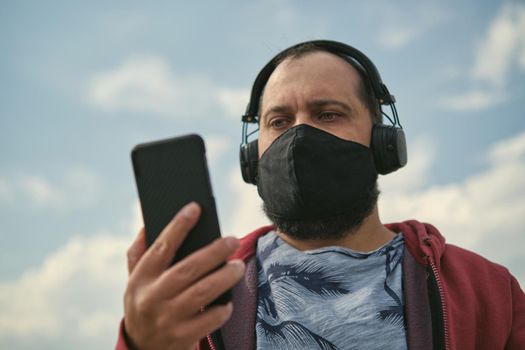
242,40 -> 396,123
239,39 -> 407,183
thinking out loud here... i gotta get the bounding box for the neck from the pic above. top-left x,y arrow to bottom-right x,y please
276,205 -> 395,252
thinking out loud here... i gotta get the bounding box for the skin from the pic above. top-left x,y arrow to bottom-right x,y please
124,202 -> 245,349
123,50 -> 394,349
258,51 -> 395,252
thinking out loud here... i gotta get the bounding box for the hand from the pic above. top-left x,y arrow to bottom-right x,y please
124,202 -> 245,350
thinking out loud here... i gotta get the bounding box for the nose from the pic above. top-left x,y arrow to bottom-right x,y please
292,113 -> 316,128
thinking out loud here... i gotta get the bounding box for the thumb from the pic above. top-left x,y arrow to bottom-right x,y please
127,227 -> 147,275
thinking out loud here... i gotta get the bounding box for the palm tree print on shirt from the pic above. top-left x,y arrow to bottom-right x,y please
377,242 -> 405,329
256,256 -> 345,349
256,233 -> 406,349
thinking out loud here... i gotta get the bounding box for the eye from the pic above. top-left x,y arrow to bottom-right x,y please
318,112 -> 341,121
268,117 -> 291,130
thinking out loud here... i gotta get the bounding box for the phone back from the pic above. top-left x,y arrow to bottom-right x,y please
131,134 -> 221,264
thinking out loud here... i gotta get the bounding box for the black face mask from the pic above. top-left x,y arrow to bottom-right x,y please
257,124 -> 378,225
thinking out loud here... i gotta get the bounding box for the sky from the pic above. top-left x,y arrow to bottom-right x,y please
1,0 -> 525,348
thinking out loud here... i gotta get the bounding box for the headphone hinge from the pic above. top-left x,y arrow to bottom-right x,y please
242,114 -> 257,123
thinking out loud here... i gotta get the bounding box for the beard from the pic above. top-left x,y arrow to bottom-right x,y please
263,182 -> 380,241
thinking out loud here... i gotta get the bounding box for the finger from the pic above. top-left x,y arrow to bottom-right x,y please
132,202 -> 201,281
153,236 -> 240,298
170,302 -> 233,346
127,227 -> 147,275
170,260 -> 245,319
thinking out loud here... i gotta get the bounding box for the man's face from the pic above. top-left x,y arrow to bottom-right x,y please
258,51 -> 373,157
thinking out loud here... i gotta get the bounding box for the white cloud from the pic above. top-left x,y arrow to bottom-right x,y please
519,47 -> 525,70
0,178 -> 13,201
471,2 -> 525,86
439,89 -> 504,111
0,233 -> 128,337
204,136 -> 233,167
380,137 -> 435,193
217,88 -> 250,119
376,1 -> 449,50
378,28 -> 418,50
489,129 -> 525,163
19,175 -> 64,207
64,167 -> 102,206
223,168 -> 270,238
88,56 -> 249,118
0,205 -> 141,349
1,167 -> 101,211
380,131 -> 525,282
442,2 -> 525,111
88,55 -> 211,116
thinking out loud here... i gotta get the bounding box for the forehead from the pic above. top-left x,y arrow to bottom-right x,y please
261,51 -> 362,110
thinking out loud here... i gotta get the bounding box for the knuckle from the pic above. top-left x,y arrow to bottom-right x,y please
226,262 -> 245,279
135,293 -> 154,316
193,280 -> 212,301
209,305 -> 232,327
210,306 -> 226,321
124,280 -> 140,304
218,239 -> 232,255
127,244 -> 141,260
127,249 -> 137,264
126,246 -> 134,258
216,237 -> 229,249
126,272 -> 140,290
217,306 -> 232,322
152,239 -> 168,256
124,290 -> 133,310
208,239 -> 230,259
155,313 -> 171,332
171,325 -> 187,341
176,261 -> 197,280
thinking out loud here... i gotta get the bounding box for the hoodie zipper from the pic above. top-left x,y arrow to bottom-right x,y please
206,334 -> 216,350
427,257 -> 450,350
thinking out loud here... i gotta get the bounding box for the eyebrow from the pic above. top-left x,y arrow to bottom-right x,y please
307,99 -> 353,112
261,105 -> 292,121
261,99 -> 353,121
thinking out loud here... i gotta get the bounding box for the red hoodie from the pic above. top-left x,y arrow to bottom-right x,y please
116,220 -> 525,350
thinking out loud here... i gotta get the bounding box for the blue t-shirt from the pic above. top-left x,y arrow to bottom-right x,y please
255,231 -> 407,350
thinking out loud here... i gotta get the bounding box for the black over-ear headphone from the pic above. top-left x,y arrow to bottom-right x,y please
239,40 -> 407,185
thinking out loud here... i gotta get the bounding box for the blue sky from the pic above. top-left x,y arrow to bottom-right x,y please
1,1 -> 524,349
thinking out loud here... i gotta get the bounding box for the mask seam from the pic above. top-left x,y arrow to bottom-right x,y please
289,129 -> 305,210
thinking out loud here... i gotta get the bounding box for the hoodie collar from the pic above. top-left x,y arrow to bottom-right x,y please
386,220 -> 446,268
231,220 -> 446,268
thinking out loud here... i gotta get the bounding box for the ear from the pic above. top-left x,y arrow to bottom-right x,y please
239,140 -> 259,185
371,125 -> 407,175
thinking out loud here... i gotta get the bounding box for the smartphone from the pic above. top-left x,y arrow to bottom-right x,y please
131,134 -> 230,305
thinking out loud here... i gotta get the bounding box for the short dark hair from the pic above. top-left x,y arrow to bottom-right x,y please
271,42 -> 382,124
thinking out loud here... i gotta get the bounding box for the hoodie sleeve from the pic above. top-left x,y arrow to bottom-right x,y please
115,318 -> 211,350
505,276 -> 525,349
115,319 -> 131,350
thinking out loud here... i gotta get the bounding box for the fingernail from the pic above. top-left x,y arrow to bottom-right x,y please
181,202 -> 199,219
222,302 -> 233,320
230,259 -> 245,273
224,237 -> 239,249
225,302 -> 233,314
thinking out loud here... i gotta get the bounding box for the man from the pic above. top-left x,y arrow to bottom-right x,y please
116,41 -> 525,349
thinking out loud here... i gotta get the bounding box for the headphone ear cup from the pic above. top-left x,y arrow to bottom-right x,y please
239,140 -> 259,185
371,125 -> 407,175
